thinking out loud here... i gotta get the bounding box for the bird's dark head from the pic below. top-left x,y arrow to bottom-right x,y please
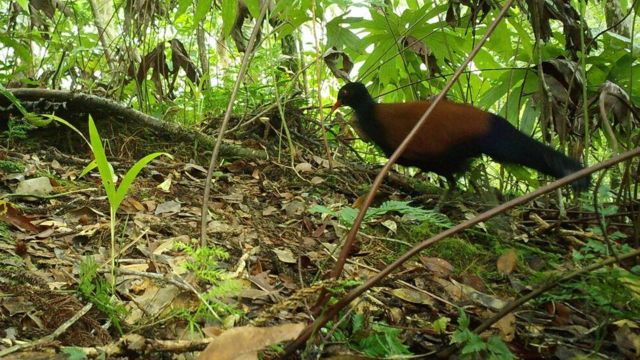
331,82 -> 373,112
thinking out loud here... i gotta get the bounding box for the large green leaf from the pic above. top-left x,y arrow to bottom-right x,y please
221,0 -> 239,37
193,0 -> 213,26
175,0 -> 191,18
88,116 -> 117,208
478,71 -> 526,110
326,16 -> 366,54
244,0 -> 261,18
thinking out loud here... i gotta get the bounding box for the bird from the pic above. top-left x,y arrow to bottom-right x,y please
331,82 -> 590,190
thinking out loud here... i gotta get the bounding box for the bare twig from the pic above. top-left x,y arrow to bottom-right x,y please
200,2 -> 270,246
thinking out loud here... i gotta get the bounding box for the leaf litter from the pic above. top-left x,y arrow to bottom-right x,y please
0,118 -> 638,359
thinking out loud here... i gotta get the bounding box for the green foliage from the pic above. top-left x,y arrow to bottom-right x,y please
309,200 -> 451,228
331,313 -> 412,357
60,347 -> 89,360
221,0 -> 238,37
564,238 -> 640,318
78,257 -> 126,333
412,234 -> 486,272
176,241 -> 231,284
87,116 -> 171,213
432,316 -> 450,334
1,119 -> 31,144
0,159 -> 25,173
529,237 -> 640,319
565,267 -> 640,318
0,222 -> 10,241
175,241 -> 244,322
450,310 -> 514,360
85,115 -> 172,282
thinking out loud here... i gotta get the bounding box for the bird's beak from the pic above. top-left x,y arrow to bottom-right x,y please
330,100 -> 342,113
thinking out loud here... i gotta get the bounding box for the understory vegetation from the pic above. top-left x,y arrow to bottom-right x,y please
0,0 -> 639,359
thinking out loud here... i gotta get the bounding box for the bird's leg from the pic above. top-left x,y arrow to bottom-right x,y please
435,176 -> 457,210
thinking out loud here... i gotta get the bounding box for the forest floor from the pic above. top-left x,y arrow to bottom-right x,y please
1,112 -> 639,359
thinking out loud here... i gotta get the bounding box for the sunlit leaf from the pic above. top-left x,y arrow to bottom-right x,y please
221,0 -> 238,37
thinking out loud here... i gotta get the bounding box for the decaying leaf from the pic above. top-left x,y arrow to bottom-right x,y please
390,288 -> 435,307
401,35 -> 440,76
526,0 -> 594,57
198,323 -> 305,360
294,162 -> 313,173
420,257 -> 454,278
492,312 -> 516,342
0,200 -> 44,233
129,39 -> 200,100
324,47 -> 353,82
273,247 -> 296,263
496,249 -> 517,275
437,278 -> 508,310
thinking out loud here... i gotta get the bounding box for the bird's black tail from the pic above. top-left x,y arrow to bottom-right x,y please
478,115 -> 590,190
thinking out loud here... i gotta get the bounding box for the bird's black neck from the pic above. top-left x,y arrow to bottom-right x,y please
351,99 -> 392,153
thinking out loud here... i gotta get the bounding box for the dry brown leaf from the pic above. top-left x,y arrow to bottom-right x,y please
496,249 -> 517,275
352,194 -> 367,209
198,323 -> 306,360
284,201 -> 305,217
294,162 -> 313,173
434,277 -> 464,302
155,200 -> 181,215
262,206 -> 278,216
273,248 -> 296,264
450,279 -> 508,310
0,201 -> 44,233
126,197 -> 146,211
492,312 -> 516,342
390,288 -> 434,307
547,302 -> 573,326
323,47 -> 353,82
420,257 -> 454,278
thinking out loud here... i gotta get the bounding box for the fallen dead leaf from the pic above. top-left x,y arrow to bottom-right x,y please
420,257 -> 454,278
273,248 -> 296,264
15,176 -> 53,197
381,219 -> 397,233
492,312 -> 516,342
284,201 -> 305,217
390,288 -> 435,307
157,175 -> 172,192
294,162 -> 313,173
262,206 -> 278,216
0,201 -> 44,233
497,249 -> 517,275
198,323 -> 305,360
155,200 -> 181,215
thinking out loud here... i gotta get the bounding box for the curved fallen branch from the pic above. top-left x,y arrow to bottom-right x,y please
2,88 -> 267,161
